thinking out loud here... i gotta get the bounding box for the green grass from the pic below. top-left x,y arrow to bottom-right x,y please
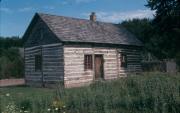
0,86 -> 55,113
0,73 -> 180,113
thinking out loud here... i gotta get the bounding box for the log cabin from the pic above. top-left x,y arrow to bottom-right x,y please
23,12 -> 143,88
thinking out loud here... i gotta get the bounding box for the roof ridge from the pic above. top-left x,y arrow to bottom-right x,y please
36,12 -> 116,25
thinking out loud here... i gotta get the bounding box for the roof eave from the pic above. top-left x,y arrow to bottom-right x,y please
62,40 -> 143,48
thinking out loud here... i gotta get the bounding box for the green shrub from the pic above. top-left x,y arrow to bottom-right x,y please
18,99 -> 32,112
0,48 -> 24,79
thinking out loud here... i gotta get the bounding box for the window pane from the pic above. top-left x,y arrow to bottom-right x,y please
84,55 -> 93,70
120,53 -> 127,68
35,55 -> 42,71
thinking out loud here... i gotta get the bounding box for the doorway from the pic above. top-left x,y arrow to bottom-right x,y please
95,55 -> 104,79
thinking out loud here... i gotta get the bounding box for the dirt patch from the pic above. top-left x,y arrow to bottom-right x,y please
0,79 -> 25,87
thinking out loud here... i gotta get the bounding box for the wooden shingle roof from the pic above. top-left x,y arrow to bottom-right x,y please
25,13 -> 143,46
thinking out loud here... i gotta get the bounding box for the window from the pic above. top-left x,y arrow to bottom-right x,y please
120,53 -> 127,68
35,55 -> 42,71
84,55 -> 93,70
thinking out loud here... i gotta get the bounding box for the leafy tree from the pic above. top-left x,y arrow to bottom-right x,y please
121,19 -> 159,59
121,0 -> 180,60
145,0 -> 180,62
0,36 -> 23,49
146,0 -> 180,31
121,18 -> 179,60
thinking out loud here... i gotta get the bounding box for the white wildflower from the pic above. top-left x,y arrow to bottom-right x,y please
55,108 -> 58,110
47,108 -> 51,111
6,93 -> 10,97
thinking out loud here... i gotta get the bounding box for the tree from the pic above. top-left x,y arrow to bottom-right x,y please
0,36 -> 24,79
146,0 -> 180,31
121,18 -> 179,60
0,36 -> 23,49
121,19 -> 163,59
144,0 -> 180,60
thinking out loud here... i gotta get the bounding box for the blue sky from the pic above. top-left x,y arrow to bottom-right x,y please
0,0 -> 154,37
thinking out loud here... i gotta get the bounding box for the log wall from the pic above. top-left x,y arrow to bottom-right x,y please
64,46 -> 118,88
118,48 -> 142,76
25,43 -> 64,87
25,43 -> 141,88
64,46 -> 142,88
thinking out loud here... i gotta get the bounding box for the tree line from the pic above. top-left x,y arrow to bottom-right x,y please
121,0 -> 180,65
0,36 -> 23,79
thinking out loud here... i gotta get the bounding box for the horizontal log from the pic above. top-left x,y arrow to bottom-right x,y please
65,79 -> 93,84
64,75 -> 93,79
43,46 -> 62,51
64,69 -> 85,73
25,60 -> 34,63
44,76 -> 63,79
42,43 -> 62,47
64,55 -> 84,58
43,79 -> 63,82
64,71 -> 93,75
26,75 -> 42,77
25,72 -> 42,75
64,62 -> 83,66
127,65 -> 141,67
25,43 -> 62,49
43,66 -> 63,69
25,58 -> 34,61
43,63 -> 61,66
43,72 -> 63,75
42,56 -> 62,59
26,77 -> 42,81
42,52 -> 63,56
43,66 -> 63,68
105,66 -> 117,68
25,63 -> 34,65
65,76 -> 93,81
42,59 -> 63,62
25,65 -> 35,68
25,46 -> 41,51
25,49 -> 41,54
25,53 -> 41,57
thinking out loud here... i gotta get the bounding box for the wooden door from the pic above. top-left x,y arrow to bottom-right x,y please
95,55 -> 104,79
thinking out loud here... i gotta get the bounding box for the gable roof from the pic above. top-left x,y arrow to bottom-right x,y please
24,13 -> 143,46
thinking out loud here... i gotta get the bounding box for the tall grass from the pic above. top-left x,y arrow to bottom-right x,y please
0,73 -> 179,113
57,73 -> 179,113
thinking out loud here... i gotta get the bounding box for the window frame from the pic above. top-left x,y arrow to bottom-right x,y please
84,54 -> 93,70
35,55 -> 42,71
120,53 -> 127,68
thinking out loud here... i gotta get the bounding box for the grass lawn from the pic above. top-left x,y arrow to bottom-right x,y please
0,72 -> 180,113
0,86 -> 56,113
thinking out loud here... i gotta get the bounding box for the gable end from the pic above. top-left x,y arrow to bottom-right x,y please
23,13 -> 61,47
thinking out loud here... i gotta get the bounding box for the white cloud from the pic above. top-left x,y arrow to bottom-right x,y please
18,7 -> 34,12
0,7 -> 34,13
0,7 -> 13,13
83,9 -> 155,23
43,6 -> 55,10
